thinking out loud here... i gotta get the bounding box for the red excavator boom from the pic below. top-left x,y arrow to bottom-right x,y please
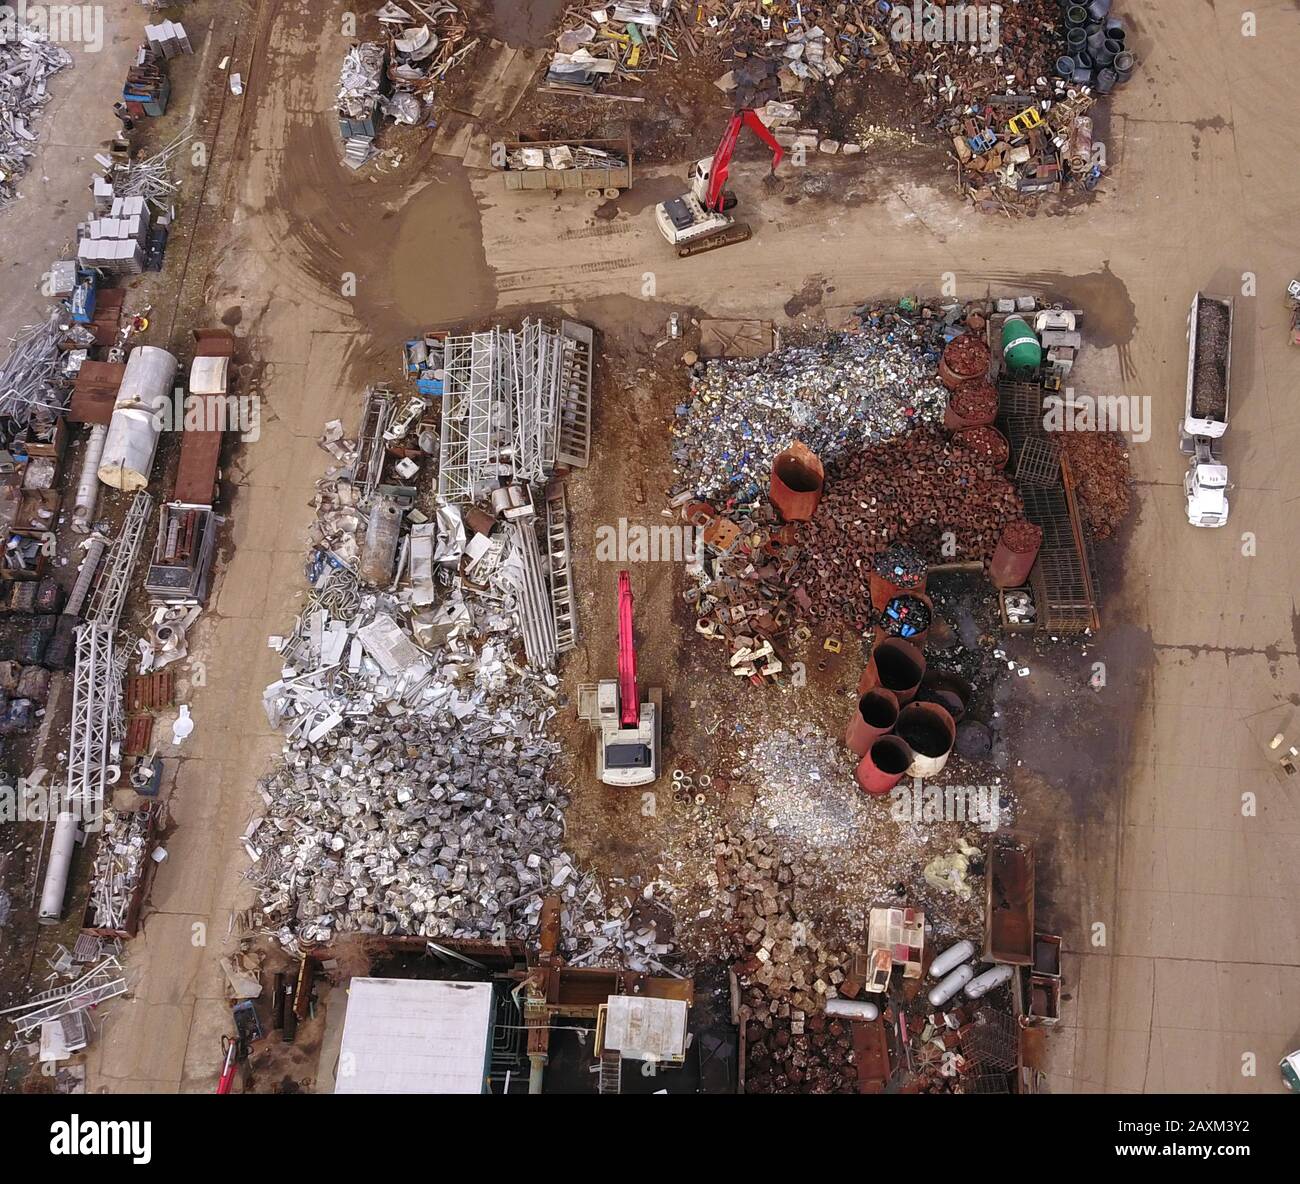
616,570 -> 639,728
704,108 -> 785,213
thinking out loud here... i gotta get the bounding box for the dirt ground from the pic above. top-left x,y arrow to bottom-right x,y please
0,0 -> 1296,1096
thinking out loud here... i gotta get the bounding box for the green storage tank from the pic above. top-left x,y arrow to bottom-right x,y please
1001,315 -> 1042,373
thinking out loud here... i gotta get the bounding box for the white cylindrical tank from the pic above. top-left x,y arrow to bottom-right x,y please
72,424 -> 109,531
929,939 -> 976,980
98,345 -> 178,491
965,964 -> 1015,1000
928,963 -> 975,1008
825,998 -> 880,1021
38,812 -> 82,925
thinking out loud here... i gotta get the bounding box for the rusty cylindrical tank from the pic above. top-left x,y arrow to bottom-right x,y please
953,425 -> 1010,470
857,637 -> 926,703
896,702 -> 957,779
769,441 -> 825,522
845,687 -> 900,758
989,519 -> 1044,588
942,380 -> 999,431
879,591 -> 933,649
855,736 -> 914,795
938,333 -> 991,391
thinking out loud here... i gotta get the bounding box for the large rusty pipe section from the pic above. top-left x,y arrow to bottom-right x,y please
990,519 -> 1044,588
845,687 -> 899,757
769,441 -> 824,522
857,637 -> 926,703
896,702 -> 957,778
855,736 -> 913,795
879,591 -> 932,649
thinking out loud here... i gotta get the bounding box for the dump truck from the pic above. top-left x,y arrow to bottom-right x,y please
1180,292 -> 1233,528
498,132 -> 632,197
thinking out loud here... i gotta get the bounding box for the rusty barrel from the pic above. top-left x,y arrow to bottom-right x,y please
953,425 -> 1010,470
896,702 -> 957,779
856,736 -> 914,795
769,441 -> 824,522
942,380 -> 998,431
868,543 -> 927,612
845,687 -> 900,758
938,333 -> 991,391
989,519 -> 1044,588
857,637 -> 926,703
879,591 -> 933,649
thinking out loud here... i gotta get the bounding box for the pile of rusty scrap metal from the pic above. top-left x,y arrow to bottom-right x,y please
1059,429 -> 1131,541
684,500 -> 799,685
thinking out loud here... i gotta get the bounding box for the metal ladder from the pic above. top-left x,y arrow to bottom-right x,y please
598,1051 -> 622,1095
555,321 -> 593,469
545,485 -> 578,653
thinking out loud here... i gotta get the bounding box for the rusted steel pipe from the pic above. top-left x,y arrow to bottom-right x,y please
845,687 -> 900,757
879,591 -> 933,649
857,637 -> 926,703
938,333 -> 991,391
855,736 -> 914,795
918,669 -> 971,723
769,441 -> 825,522
989,519 -> 1043,588
896,702 -> 957,778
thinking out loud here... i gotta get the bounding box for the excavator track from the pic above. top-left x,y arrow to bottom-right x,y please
677,222 -> 752,258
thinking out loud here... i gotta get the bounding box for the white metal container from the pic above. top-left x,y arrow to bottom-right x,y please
38,812 -> 82,924
825,998 -> 880,1021
98,345 -> 178,490
928,963 -> 975,1008
964,964 -> 1016,1000
928,939 -> 975,980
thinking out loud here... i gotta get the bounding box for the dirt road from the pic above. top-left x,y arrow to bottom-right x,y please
83,0 -> 1300,1092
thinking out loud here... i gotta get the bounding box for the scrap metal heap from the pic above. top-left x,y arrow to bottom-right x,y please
0,24 -> 73,207
250,356 -> 671,965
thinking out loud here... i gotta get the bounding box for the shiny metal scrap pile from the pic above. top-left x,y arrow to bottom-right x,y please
672,321 -> 949,505
794,428 -> 1022,630
0,28 -> 72,206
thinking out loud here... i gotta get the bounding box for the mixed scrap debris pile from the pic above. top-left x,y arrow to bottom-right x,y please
798,428 -> 1021,630
251,327 -> 671,966
0,25 -> 73,207
673,308 -> 951,505
337,3 -> 477,163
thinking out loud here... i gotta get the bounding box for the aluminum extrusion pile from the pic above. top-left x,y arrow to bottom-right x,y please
0,312 -> 68,433
0,26 -> 72,207
672,318 -> 949,505
85,808 -> 153,933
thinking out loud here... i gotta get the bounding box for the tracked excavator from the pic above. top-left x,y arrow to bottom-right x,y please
654,108 -> 784,258
579,571 -> 661,787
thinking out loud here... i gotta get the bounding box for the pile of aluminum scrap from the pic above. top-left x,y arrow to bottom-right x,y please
504,143 -> 626,171
0,956 -> 128,1039
673,307 -> 953,505
376,3 -> 476,103
0,26 -> 73,206
111,126 -> 192,206
84,807 -> 155,934
0,312 -> 68,435
337,41 -> 386,120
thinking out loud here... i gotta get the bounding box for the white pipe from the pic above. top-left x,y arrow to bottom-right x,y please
38,812 -> 81,925
965,964 -> 1015,1000
825,998 -> 879,1021
928,963 -> 975,1008
72,424 -> 109,532
929,940 -> 975,981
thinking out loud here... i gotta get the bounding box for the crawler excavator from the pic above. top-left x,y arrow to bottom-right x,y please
654,108 -> 784,258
